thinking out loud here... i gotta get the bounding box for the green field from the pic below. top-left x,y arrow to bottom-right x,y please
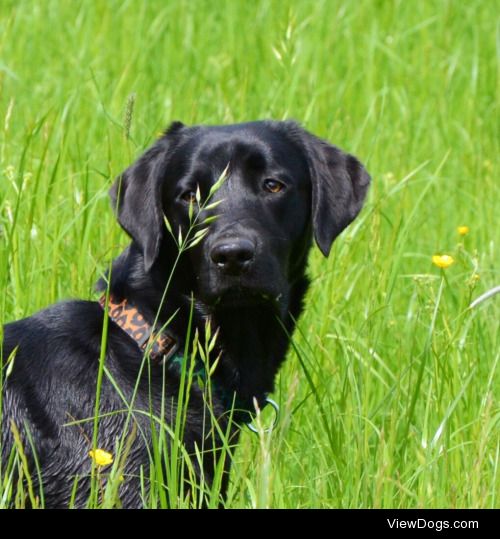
0,0 -> 498,508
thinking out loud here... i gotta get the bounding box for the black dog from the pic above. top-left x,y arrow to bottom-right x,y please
1,120 -> 370,508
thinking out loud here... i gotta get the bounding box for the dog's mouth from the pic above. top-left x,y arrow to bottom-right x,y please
210,287 -> 282,311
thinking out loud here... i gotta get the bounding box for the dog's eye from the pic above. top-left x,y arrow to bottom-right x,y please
263,179 -> 285,193
181,191 -> 197,204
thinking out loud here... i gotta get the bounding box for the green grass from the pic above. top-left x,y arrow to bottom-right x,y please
0,0 -> 498,508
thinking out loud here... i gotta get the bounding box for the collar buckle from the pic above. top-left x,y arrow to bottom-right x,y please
159,341 -> 180,364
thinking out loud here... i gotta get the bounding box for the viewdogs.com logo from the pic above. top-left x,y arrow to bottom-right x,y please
387,519 -> 478,532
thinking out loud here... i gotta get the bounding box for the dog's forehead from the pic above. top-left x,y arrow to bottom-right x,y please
183,123 -> 307,174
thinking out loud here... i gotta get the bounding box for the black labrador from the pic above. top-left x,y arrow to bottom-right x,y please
1,120 -> 370,508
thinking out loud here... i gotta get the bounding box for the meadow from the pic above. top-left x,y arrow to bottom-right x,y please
0,0 -> 498,508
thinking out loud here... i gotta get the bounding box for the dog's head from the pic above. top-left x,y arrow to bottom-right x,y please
110,121 -> 370,311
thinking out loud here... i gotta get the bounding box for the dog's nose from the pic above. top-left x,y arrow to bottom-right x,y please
210,238 -> 255,275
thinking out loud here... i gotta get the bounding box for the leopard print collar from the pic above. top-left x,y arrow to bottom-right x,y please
98,294 -> 179,362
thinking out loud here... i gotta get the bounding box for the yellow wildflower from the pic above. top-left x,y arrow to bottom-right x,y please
89,448 -> 114,467
432,255 -> 454,269
457,226 -> 469,236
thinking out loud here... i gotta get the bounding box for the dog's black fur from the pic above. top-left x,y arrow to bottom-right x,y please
1,120 -> 370,508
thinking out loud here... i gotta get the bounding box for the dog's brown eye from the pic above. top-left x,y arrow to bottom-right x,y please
181,191 -> 197,204
263,179 -> 285,193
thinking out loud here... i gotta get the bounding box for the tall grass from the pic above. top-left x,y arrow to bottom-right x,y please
0,0 -> 498,508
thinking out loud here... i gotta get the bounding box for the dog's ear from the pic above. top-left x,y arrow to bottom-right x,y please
295,126 -> 371,256
109,121 -> 185,271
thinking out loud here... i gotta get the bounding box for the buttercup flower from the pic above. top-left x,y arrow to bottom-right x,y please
457,226 -> 469,236
89,448 -> 114,467
432,255 -> 454,269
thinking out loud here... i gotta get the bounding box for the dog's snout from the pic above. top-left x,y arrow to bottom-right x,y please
210,238 -> 255,275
